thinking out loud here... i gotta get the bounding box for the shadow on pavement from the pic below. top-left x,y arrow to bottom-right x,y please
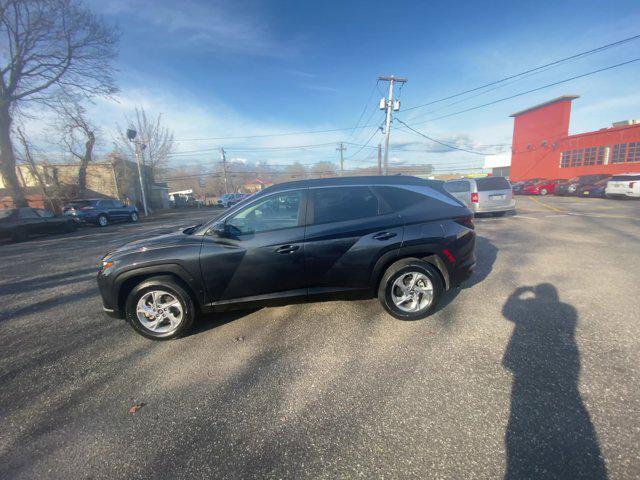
502,284 -> 607,480
435,235 -> 498,316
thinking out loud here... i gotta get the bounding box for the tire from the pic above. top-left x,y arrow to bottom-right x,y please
378,258 -> 444,321
129,211 -> 139,223
65,221 -> 78,233
11,227 -> 28,242
540,188 -> 548,196
125,276 -> 195,340
97,214 -> 108,227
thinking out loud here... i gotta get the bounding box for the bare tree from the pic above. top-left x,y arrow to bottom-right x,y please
15,126 -> 48,195
309,161 -> 337,178
57,100 -> 96,196
0,0 -> 117,207
116,107 -> 174,170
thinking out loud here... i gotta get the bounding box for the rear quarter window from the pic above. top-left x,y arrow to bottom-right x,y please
611,175 -> 640,181
475,177 -> 511,191
443,181 -> 470,193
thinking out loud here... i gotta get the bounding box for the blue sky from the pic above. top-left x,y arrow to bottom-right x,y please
42,0 -> 640,171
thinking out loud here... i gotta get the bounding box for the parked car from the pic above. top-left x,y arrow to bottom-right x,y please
63,199 -> 139,227
555,174 -> 610,196
98,176 -> 476,340
0,207 -> 78,242
577,177 -> 611,198
605,173 -> 640,199
512,179 -> 543,195
443,176 -> 515,216
522,179 -> 566,196
217,193 -> 247,208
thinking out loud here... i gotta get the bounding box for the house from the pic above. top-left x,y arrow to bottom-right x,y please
242,178 -> 273,193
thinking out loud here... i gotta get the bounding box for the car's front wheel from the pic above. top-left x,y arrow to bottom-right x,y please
129,212 -> 139,222
540,188 -> 548,195
97,214 -> 109,227
378,259 -> 444,320
125,276 -> 195,340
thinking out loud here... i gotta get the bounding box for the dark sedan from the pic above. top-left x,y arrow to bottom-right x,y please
578,177 -> 611,198
0,207 -> 78,242
63,199 -> 139,227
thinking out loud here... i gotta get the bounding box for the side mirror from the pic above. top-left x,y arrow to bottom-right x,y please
211,222 -> 226,237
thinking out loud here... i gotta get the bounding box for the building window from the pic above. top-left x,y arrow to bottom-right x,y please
583,147 -> 597,166
611,143 -> 627,163
628,142 -> 640,163
570,149 -> 583,167
560,151 -> 570,168
597,146 -> 606,165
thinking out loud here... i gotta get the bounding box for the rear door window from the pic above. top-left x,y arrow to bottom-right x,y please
475,177 -> 511,191
18,208 -> 40,219
443,181 -> 471,193
311,187 -> 379,224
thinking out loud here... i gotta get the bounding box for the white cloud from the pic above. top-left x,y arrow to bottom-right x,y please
92,0 -> 298,57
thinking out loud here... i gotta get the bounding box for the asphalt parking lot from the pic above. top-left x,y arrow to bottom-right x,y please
1,197 -> 639,479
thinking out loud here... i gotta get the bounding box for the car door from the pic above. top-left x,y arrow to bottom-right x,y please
34,208 -> 66,233
199,189 -> 308,305
303,186 -> 403,292
111,200 -> 131,220
17,208 -> 47,235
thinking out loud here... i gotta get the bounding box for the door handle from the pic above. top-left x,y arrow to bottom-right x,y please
373,232 -> 397,241
275,244 -> 300,254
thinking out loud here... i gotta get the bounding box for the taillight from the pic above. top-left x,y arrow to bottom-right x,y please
630,182 -> 635,188
470,192 -> 479,203
442,249 -> 455,264
454,216 -> 475,229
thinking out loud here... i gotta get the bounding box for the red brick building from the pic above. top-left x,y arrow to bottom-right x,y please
509,95 -> 640,181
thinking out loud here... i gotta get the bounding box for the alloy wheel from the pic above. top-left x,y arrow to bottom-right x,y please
136,290 -> 184,334
391,272 -> 434,312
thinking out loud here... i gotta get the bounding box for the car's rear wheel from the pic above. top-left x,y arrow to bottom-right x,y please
378,259 -> 443,320
97,214 -> 109,227
130,212 -> 139,222
540,188 -> 548,195
125,276 -> 195,340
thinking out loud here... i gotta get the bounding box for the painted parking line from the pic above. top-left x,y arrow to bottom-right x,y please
525,196 -> 564,212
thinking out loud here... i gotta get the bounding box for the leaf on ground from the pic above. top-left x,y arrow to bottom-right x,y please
128,402 -> 146,414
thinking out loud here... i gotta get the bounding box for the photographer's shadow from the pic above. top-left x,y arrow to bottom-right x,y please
502,284 -> 607,479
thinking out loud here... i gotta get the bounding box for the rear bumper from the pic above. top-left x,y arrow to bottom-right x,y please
605,189 -> 640,198
471,201 -> 516,213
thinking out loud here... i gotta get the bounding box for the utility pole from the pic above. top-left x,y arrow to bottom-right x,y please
377,143 -> 382,175
378,75 -> 407,175
220,147 -> 229,194
134,142 -> 149,216
337,143 -> 347,176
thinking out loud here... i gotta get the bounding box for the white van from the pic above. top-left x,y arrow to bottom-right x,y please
605,173 -> 640,199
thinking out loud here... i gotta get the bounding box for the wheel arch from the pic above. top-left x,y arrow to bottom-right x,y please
114,265 -> 202,317
371,249 -> 450,294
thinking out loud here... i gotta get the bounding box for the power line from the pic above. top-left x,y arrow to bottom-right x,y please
395,119 -> 497,156
402,33 -> 640,113
345,80 -> 380,143
401,57 -> 640,126
345,125 -> 383,160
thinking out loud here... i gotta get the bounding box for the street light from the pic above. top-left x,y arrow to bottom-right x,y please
127,127 -> 149,216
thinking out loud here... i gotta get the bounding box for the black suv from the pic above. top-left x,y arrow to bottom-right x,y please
97,176 -> 476,340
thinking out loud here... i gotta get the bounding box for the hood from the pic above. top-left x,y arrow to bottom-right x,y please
110,231 -> 191,257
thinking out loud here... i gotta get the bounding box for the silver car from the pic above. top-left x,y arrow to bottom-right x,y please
443,177 -> 516,216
